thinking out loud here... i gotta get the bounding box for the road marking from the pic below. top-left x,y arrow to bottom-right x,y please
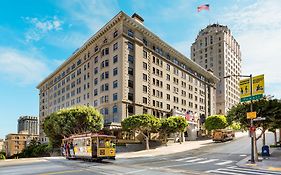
197,159 -> 219,164
185,158 -> 205,163
39,170 -> 83,175
229,167 -> 281,174
174,156 -> 197,161
268,167 -> 281,172
215,160 -> 233,165
207,166 -> 281,175
123,169 -> 147,174
206,170 -> 244,175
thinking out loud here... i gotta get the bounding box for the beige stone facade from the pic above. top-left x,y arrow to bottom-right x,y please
5,133 -> 38,157
37,12 -> 218,143
191,24 -> 241,114
0,139 -> 4,152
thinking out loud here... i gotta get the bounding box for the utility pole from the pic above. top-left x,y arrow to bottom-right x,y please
249,74 -> 255,164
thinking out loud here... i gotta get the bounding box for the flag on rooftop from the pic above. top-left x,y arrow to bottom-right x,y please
197,4 -> 210,12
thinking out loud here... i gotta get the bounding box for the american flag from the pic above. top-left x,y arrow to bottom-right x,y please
197,4 -> 210,12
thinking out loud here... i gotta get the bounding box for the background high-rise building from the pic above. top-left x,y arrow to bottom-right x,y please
191,24 -> 241,114
37,12 -> 219,142
17,116 -> 38,135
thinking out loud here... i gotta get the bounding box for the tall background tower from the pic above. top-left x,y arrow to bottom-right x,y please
17,116 -> 38,135
191,24 -> 241,114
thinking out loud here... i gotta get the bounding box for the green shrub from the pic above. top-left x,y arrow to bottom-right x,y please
0,153 -> 5,160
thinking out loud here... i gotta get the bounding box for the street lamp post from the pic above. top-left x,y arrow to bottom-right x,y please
224,74 -> 255,164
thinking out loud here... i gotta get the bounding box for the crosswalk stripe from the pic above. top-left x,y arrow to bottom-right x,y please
215,160 -> 233,165
185,158 -> 205,163
174,156 -> 197,161
218,168 -> 265,175
228,167 -> 281,175
197,159 -> 219,164
206,166 -> 281,175
206,170 -> 245,175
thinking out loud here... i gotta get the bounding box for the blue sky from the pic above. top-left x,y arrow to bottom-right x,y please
0,0 -> 280,139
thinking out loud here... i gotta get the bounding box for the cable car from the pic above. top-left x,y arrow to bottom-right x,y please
62,133 -> 116,161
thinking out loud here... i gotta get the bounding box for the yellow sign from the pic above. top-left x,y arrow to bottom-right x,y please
247,112 -> 257,119
240,78 -> 251,98
240,74 -> 265,98
253,74 -> 264,95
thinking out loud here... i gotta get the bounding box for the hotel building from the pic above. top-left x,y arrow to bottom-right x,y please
191,24 -> 241,114
37,12 -> 219,142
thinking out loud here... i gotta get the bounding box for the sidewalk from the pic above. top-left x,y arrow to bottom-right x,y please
0,157 -> 48,166
117,131 -> 248,158
237,147 -> 281,172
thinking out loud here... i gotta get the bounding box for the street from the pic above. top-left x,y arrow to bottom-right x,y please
0,132 -> 280,175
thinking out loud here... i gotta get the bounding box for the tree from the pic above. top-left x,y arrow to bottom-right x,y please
121,114 -> 161,150
205,115 -> 227,132
227,98 -> 281,160
160,116 -> 188,143
43,105 -> 103,147
227,98 -> 281,143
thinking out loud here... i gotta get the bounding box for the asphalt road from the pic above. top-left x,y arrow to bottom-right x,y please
0,132 -> 280,175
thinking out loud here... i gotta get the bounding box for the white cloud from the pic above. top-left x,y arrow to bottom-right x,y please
24,16 -> 63,42
59,0 -> 119,32
218,0 -> 281,98
0,47 -> 50,85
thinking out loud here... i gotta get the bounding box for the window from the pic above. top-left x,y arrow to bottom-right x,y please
94,56 -> 98,63
101,60 -> 109,68
101,108 -> 109,115
128,80 -> 134,88
143,62 -> 147,70
93,100 -> 98,107
113,105 -> 118,113
143,74 -> 147,81
128,29 -> 134,37
128,55 -> 134,63
101,83 -> 109,92
113,42 -> 118,51
113,55 -> 118,63
94,89 -> 98,96
94,67 -> 98,74
113,80 -> 118,88
128,67 -> 133,75
113,30 -> 118,38
128,42 -> 134,51
143,50 -> 147,58
143,85 -> 147,93
167,94 -> 170,100
166,64 -> 170,71
128,93 -> 134,101
166,74 -> 170,81
143,97 -> 147,104
94,78 -> 98,85
167,104 -> 170,110
167,84 -> 170,90
95,46 -> 99,52
101,71 -> 109,80
113,93 -> 118,101
113,68 -> 118,76
101,95 -> 109,103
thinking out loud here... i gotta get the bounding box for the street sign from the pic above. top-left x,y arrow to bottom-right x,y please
241,94 -> 263,102
247,112 -> 257,119
253,117 -> 266,121
240,74 -> 264,102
